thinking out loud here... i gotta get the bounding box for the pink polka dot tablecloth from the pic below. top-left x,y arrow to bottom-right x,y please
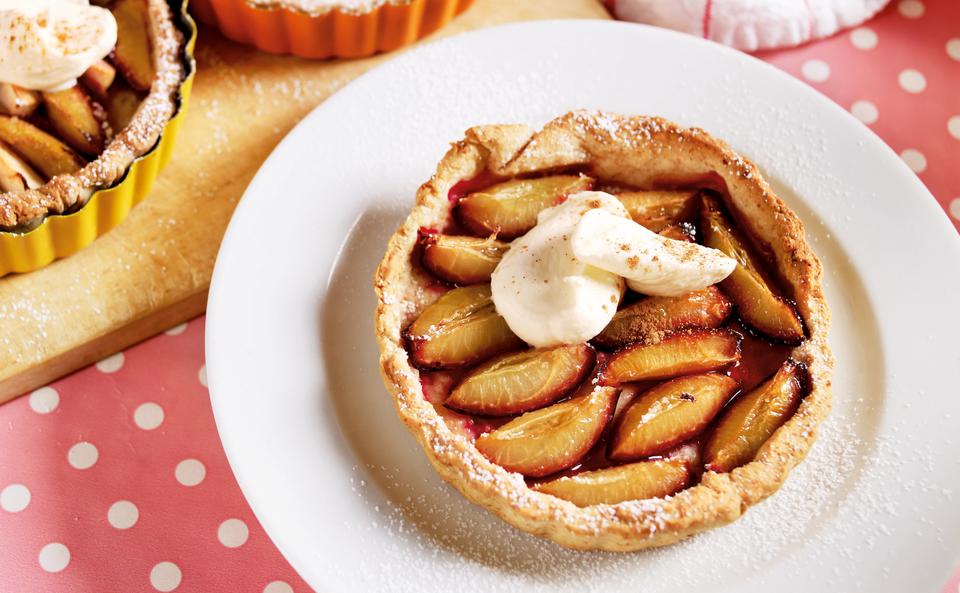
0,2 -> 957,592
0,321 -> 306,593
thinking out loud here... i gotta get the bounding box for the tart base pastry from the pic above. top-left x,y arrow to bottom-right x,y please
374,110 -> 833,550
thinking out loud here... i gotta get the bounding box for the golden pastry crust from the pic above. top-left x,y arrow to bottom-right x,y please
0,0 -> 189,231
374,110 -> 834,551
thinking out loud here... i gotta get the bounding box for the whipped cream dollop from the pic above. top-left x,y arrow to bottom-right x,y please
491,192 -> 628,348
571,208 -> 736,297
0,0 -> 117,92
491,190 -> 737,347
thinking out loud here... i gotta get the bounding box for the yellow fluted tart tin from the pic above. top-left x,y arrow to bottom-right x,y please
0,1 -> 197,277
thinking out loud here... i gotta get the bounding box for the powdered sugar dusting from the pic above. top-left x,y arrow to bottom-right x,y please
331,383 -> 885,592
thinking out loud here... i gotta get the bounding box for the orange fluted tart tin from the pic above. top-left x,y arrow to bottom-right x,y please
189,0 -> 474,59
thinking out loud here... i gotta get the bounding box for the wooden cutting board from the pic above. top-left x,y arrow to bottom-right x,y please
0,0 -> 609,403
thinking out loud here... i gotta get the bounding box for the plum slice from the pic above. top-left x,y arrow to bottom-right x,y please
614,189 -> 699,232
456,175 -> 593,239
534,458 -> 691,506
602,329 -> 741,384
420,234 -> 509,285
43,86 -> 106,157
593,286 -> 733,349
0,84 -> 39,118
110,0 -> 155,92
704,359 -> 805,473
0,142 -> 43,192
80,60 -> 117,101
608,373 -> 738,460
475,378 -> 618,477
446,343 -> 594,416
404,285 -> 523,370
0,116 -> 86,179
701,195 -> 804,342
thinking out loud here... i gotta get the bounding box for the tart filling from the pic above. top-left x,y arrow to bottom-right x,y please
0,0 -> 188,231
375,111 -> 833,551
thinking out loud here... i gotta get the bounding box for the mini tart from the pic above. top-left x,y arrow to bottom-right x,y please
0,0 -> 194,275
374,110 -> 833,551
190,0 -> 474,59
0,0 -> 188,231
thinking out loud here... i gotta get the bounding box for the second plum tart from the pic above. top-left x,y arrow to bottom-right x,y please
374,110 -> 833,551
0,0 -> 191,233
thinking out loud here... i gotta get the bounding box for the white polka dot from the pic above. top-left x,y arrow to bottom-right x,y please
898,0 -> 924,18
217,518 -> 249,548
850,100 -> 879,124
1,483 -> 30,512
134,402 -> 165,430
898,69 -> 926,93
96,352 -> 125,373
264,582 -> 294,593
150,561 -> 181,592
198,365 -> 207,388
949,198 -> 960,221
164,323 -> 187,336
107,500 -> 139,530
38,543 -> 70,573
948,116 -> 960,140
948,39 -> 960,61
849,27 -> 877,50
67,442 -> 98,470
801,59 -> 830,83
900,149 -> 927,173
175,459 -> 205,487
29,386 -> 59,414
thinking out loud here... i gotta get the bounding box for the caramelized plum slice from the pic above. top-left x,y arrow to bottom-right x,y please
407,284 -> 490,334
0,142 -> 43,192
534,458 -> 691,506
446,344 -> 594,416
105,82 -> 141,133
704,359 -> 805,473
404,285 -> 523,370
0,84 -> 39,118
614,189 -> 699,231
593,286 -> 733,349
421,234 -> 509,285
609,373 -> 738,460
110,0 -> 155,91
475,379 -> 618,477
80,60 -> 117,101
0,116 -> 86,179
701,195 -> 804,342
43,87 -> 106,157
456,175 -> 593,239
603,329 -> 741,384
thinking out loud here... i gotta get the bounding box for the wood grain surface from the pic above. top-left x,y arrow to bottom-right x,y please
0,0 -> 609,403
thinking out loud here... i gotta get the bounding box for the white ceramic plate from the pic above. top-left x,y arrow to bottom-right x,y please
206,20 -> 960,593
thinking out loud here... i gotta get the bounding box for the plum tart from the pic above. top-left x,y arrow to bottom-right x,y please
374,111 -> 833,551
0,0 -> 188,232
